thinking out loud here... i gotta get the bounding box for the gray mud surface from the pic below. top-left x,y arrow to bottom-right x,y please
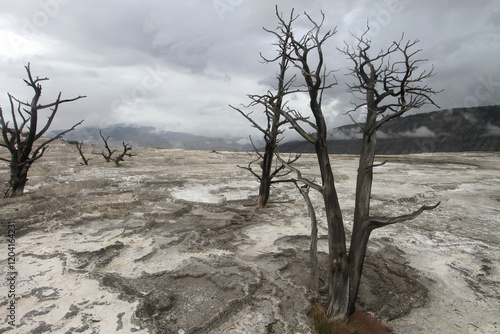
0,141 -> 499,333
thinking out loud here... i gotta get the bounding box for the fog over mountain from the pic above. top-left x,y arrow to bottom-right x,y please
53,106 -> 500,154
51,124 -> 261,152
279,106 -> 500,154
2,1 -> 499,138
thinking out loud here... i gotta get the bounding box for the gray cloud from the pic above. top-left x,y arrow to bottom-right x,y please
1,0 -> 499,140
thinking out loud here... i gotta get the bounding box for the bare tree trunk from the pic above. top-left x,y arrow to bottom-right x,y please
232,8 -> 296,208
347,111 -> 377,315
315,140 -> 350,318
347,221 -> 373,315
76,141 -> 91,166
271,10 -> 441,323
0,63 -> 85,198
273,8 -> 350,318
5,164 -> 28,198
353,110 -> 377,229
257,147 -> 273,208
341,29 -> 442,316
295,182 -> 319,291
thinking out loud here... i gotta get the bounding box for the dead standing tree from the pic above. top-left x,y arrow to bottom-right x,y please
230,9 -> 300,208
92,130 -> 116,162
275,11 -> 440,321
0,64 -> 85,198
92,131 -> 136,166
76,141 -> 91,166
341,28 -> 442,315
113,141 -> 136,166
277,11 -> 351,318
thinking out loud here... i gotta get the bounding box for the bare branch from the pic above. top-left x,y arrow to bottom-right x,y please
0,107 -> 14,150
35,95 -> 86,141
76,141 -> 91,166
347,113 -> 367,136
237,141 -> 263,181
341,27 -> 441,131
230,104 -> 268,134
36,95 -> 87,111
237,160 -> 262,181
30,120 -> 84,162
93,130 -> 117,162
114,142 -> 136,166
280,109 -> 317,144
368,202 -> 440,229
292,178 -> 320,291
269,153 -> 301,181
275,153 -> 322,192
364,160 -> 388,171
7,94 -> 23,147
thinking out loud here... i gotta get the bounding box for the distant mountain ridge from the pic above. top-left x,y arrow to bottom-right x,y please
52,106 -> 499,153
278,106 -> 500,154
51,125 -> 260,152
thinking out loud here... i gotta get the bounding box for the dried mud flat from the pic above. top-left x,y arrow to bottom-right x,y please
0,140 -> 499,334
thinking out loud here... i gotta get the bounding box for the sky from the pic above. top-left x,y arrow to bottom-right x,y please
1,0 -> 499,141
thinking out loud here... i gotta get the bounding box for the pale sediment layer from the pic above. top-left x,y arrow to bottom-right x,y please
0,141 -> 498,333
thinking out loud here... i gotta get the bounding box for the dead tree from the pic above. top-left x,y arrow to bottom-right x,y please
277,10 -> 351,318
91,131 -> 135,166
113,142 -> 136,166
340,27 -> 442,316
76,141 -> 91,166
92,130 -> 116,162
0,63 -> 85,198
274,11 -> 440,321
230,9 -> 299,208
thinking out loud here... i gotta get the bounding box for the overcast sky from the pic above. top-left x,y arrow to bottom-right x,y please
1,0 -> 499,140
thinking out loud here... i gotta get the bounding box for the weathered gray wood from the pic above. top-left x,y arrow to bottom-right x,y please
344,27 -> 441,316
0,63 -> 85,198
232,9 -> 298,208
278,13 -> 441,322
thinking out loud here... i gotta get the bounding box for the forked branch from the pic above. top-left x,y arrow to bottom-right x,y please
114,142 -> 136,166
76,141 -> 92,166
341,26 -> 442,135
92,130 -> 116,162
275,153 -> 322,192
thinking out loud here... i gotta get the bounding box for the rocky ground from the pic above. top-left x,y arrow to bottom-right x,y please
0,140 -> 499,333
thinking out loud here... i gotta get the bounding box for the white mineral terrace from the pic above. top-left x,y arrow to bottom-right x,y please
0,141 -> 498,333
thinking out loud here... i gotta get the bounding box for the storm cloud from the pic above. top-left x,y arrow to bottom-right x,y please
1,0 -> 499,140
